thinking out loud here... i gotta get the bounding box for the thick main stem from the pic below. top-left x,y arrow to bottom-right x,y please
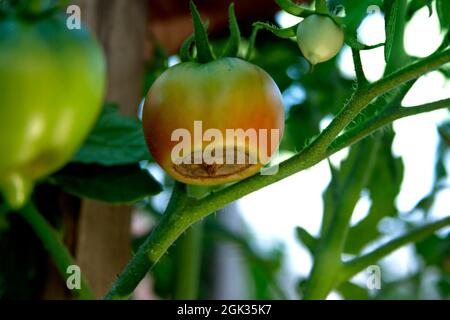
105,183 -> 191,299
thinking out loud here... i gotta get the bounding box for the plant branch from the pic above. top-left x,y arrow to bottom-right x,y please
18,203 -> 94,300
105,182 -> 191,299
174,221 -> 203,299
352,49 -> 367,85
105,48 -> 450,299
329,98 -> 450,154
340,216 -> 450,282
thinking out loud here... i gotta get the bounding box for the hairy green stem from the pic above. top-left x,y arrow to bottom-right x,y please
105,48 -> 450,300
18,203 -> 94,300
329,98 -> 450,154
352,49 -> 367,85
174,221 -> 203,299
105,182 -> 190,299
339,216 -> 450,282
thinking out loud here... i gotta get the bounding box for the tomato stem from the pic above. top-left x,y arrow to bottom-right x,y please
18,202 -> 95,300
352,49 -> 368,86
173,221 -> 204,299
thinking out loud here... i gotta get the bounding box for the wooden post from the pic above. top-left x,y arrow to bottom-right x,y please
72,0 -> 149,298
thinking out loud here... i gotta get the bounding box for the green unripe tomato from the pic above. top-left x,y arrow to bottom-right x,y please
0,14 -> 106,209
296,15 -> 344,65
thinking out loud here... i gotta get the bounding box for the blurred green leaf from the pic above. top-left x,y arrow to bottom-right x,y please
384,0 -> 399,62
251,35 -> 300,92
407,0 -> 433,20
345,132 -> 403,254
415,233 -> 450,267
436,0 -> 450,31
49,164 -> 162,204
337,281 -> 369,300
341,0 -> 383,32
295,226 -> 317,254
72,104 -> 152,166
322,138 -> 380,236
437,274 -> 450,298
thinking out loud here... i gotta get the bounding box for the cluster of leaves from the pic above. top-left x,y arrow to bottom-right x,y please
48,104 -> 162,204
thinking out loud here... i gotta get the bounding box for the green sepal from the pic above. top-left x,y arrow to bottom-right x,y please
189,1 -> 215,63
221,3 -> 241,58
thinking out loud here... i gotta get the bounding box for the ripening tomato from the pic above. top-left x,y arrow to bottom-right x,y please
142,57 -> 285,185
296,14 -> 344,65
0,14 -> 106,208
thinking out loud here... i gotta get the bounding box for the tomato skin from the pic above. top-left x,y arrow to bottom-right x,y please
0,15 -> 106,208
142,57 -> 285,185
296,15 -> 344,65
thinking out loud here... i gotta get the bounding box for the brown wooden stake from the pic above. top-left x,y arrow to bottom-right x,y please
71,0 -> 149,298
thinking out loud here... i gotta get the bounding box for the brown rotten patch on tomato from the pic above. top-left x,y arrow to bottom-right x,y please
173,147 -> 254,179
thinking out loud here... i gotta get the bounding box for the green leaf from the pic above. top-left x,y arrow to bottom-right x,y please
341,0 -> 383,32
49,164 -> 162,204
275,0 -> 314,17
407,0 -> 433,20
321,139 -> 379,236
436,0 -> 450,31
384,0 -> 399,63
337,281 -> 369,300
72,104 -> 152,166
344,132 -> 403,254
416,233 -> 450,267
295,226 -> 317,254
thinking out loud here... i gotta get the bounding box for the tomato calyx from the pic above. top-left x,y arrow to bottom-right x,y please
180,1 -> 242,64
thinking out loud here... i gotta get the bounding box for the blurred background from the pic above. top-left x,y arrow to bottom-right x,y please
1,0 -> 449,300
